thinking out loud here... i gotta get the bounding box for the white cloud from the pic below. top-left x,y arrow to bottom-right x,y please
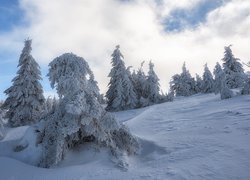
206,0 -> 250,37
1,0 -> 250,94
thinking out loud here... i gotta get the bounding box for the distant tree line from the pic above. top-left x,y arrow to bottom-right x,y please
170,45 -> 247,100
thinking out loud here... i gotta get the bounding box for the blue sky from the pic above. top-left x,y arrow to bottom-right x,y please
0,0 -> 51,99
0,0 -> 25,32
164,0 -> 225,31
0,0 -> 250,100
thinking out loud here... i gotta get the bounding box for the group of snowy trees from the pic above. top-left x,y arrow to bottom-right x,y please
170,45 -> 247,99
0,40 -> 139,168
106,45 -> 164,111
0,40 -> 249,168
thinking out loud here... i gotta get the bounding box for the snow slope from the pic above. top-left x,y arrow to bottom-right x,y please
1,93 -> 250,180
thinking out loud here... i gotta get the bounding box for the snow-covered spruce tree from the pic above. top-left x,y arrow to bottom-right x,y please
170,74 -> 181,96
181,62 -> 196,95
2,39 -> 45,127
84,63 -> 104,104
222,45 -> 246,88
86,67 -> 103,103
213,62 -> 224,94
194,74 -> 203,93
133,62 -> 146,98
0,107 -> 6,140
220,74 -> 233,100
202,63 -> 214,93
39,53 -> 139,168
43,96 -> 58,115
131,70 -> 138,95
163,89 -> 174,102
97,94 -> 106,104
170,62 -> 196,96
131,61 -> 149,107
241,75 -> 250,95
106,45 -> 137,111
144,61 -> 161,104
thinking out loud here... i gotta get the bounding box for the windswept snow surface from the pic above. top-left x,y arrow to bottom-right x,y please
1,94 -> 250,179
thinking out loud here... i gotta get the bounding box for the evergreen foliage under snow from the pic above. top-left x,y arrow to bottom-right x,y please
2,39 -> 45,127
87,68 -> 102,103
213,62 -> 224,94
0,108 -> 5,140
39,53 -> 139,168
220,74 -> 233,100
163,90 -> 174,102
43,96 -> 58,115
222,45 -> 246,88
170,62 -> 196,96
132,61 -> 147,104
202,63 -> 214,93
144,61 -> 161,104
241,76 -> 250,95
194,74 -> 203,93
106,45 -> 137,111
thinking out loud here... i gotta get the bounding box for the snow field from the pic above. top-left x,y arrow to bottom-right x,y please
1,93 -> 250,179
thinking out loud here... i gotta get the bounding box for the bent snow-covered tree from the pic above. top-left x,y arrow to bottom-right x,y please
2,39 -> 45,127
222,45 -> 246,88
39,53 -> 139,168
106,45 -> 137,111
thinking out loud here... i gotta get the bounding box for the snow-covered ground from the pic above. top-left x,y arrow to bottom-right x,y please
1,93 -> 250,180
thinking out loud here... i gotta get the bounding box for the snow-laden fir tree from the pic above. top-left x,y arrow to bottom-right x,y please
132,61 -> 147,99
220,74 -> 233,100
0,108 -> 5,140
131,61 -> 149,107
170,62 -> 196,96
241,75 -> 250,95
194,74 -> 203,93
2,39 -> 45,127
131,70 -> 138,95
144,61 -> 161,104
202,63 -> 214,93
97,94 -> 106,104
106,45 -> 137,111
222,45 -> 246,88
163,89 -> 174,102
39,53 -> 139,168
87,67 -> 103,103
180,62 -> 196,95
43,96 -> 58,115
170,74 -> 181,96
213,62 -> 224,94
